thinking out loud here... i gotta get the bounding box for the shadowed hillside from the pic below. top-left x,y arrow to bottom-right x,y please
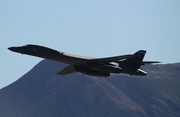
0,60 -> 180,117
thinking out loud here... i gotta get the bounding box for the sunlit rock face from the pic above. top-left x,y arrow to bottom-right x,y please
0,60 -> 180,117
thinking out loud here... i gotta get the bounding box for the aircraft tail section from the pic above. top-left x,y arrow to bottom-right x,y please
124,50 -> 146,69
133,50 -> 146,61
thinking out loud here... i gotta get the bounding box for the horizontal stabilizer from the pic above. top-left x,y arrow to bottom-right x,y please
57,65 -> 76,75
134,61 -> 161,65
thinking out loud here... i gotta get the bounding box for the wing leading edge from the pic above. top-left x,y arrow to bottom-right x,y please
57,65 -> 76,75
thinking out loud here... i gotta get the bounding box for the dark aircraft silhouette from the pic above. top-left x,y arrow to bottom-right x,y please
8,44 -> 160,77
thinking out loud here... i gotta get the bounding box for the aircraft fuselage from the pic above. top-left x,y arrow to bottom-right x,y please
8,44 -> 159,77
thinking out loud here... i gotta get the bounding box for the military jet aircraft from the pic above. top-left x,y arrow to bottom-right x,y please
8,44 -> 160,77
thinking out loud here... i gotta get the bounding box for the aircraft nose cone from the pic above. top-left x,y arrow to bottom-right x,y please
8,47 -> 15,51
8,46 -> 25,54
8,47 -> 16,51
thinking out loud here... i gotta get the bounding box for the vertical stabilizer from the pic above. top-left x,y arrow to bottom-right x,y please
124,50 -> 146,69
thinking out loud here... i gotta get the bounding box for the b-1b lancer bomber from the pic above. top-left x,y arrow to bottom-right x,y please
8,44 -> 160,77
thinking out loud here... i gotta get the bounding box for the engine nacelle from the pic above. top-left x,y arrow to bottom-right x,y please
136,69 -> 147,76
74,66 -> 110,77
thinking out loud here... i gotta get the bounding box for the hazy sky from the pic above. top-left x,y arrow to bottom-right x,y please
1,0 -> 180,89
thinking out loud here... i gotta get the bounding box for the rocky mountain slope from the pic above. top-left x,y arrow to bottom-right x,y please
0,60 -> 180,117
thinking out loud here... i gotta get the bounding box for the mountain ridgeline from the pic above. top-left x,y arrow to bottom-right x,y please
0,60 -> 180,117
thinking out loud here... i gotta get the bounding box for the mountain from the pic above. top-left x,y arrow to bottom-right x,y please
0,60 -> 180,117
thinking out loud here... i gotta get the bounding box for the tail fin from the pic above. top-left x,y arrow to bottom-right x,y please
133,50 -> 146,61
124,50 -> 146,69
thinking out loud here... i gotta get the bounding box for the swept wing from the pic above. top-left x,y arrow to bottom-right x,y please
88,54 -> 134,62
58,54 -> 134,75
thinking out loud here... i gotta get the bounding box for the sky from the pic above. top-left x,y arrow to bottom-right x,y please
1,0 -> 180,89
